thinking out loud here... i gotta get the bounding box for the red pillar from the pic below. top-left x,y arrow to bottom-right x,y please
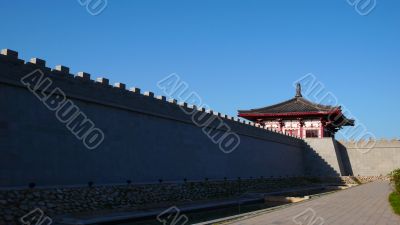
320,119 -> 325,138
278,119 -> 284,133
299,119 -> 304,138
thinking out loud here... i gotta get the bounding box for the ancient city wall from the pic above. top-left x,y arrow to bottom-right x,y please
1,49 -> 399,188
337,139 -> 400,176
0,50 -> 305,188
300,138 -> 400,177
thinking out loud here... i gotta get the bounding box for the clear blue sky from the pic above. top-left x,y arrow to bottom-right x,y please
1,1 -> 399,139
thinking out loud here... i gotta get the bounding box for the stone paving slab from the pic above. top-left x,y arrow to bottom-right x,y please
227,181 -> 400,225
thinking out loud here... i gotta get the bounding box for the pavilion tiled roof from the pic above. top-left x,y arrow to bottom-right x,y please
238,97 -> 339,114
238,83 -> 355,126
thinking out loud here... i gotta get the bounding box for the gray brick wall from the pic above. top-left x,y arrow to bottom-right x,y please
338,140 -> 400,176
0,50 -> 305,188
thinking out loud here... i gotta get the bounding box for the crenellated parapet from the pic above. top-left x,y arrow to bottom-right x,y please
0,49 -> 302,144
338,138 -> 400,148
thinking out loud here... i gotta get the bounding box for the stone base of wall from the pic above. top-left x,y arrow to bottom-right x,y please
314,175 -> 390,185
350,175 -> 390,183
0,176 -> 387,224
1,177 -> 320,224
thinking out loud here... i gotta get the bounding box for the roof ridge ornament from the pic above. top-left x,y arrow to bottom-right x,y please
295,83 -> 302,98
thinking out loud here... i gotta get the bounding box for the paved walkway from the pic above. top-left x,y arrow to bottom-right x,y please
228,181 -> 400,225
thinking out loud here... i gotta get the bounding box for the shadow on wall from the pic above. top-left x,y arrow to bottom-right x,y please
336,141 -> 354,176
303,141 -> 341,177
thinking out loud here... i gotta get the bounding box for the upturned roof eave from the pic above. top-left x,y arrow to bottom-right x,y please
238,110 -> 341,117
238,97 -> 339,114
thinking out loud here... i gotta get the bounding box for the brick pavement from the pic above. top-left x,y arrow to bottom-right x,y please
228,181 -> 400,225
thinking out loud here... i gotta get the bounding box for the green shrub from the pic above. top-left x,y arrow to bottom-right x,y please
389,192 -> 400,215
389,169 -> 400,193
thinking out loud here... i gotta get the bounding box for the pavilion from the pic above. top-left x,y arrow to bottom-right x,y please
238,84 -> 354,138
